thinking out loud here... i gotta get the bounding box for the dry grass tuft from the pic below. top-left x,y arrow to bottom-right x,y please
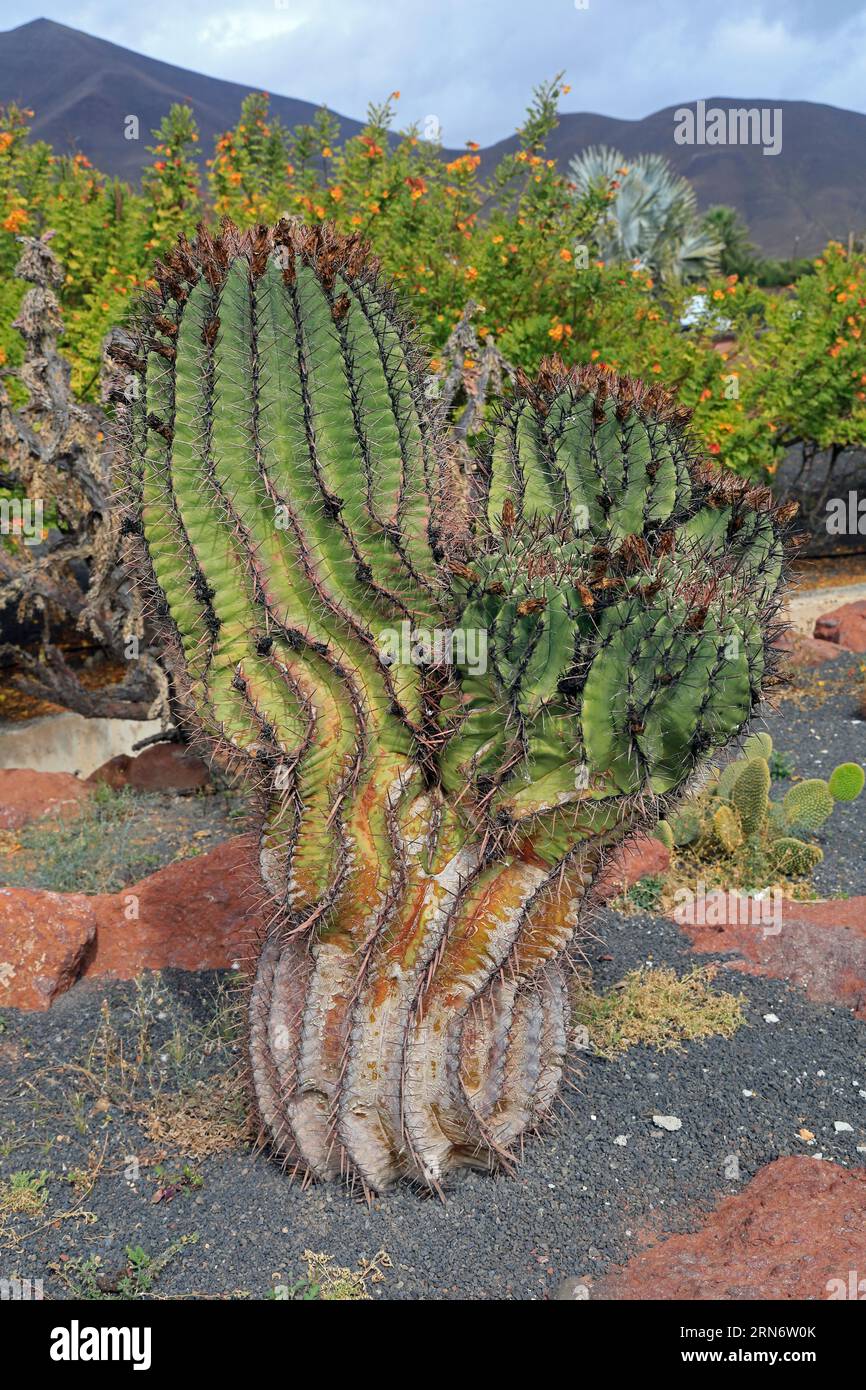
573,965 -> 747,1059
139,1071 -> 248,1160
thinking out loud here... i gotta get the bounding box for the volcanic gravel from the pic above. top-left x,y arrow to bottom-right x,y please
0,689 -> 864,1300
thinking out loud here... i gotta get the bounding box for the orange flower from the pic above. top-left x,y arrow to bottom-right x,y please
2,208 -> 27,232
329,186 -> 344,201
559,248 -> 573,262
445,154 -> 480,175
321,146 -> 333,158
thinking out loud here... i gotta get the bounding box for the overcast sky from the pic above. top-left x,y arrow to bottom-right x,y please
5,0 -> 866,143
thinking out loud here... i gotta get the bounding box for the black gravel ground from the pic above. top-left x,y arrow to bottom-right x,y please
1,687 -> 864,1301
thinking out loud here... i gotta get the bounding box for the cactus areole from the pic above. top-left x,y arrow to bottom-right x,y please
116,220 -> 792,1193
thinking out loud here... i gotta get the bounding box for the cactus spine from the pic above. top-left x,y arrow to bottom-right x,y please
118,220 -> 790,1191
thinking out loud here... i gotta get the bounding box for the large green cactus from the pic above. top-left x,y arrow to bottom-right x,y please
115,220 -> 792,1192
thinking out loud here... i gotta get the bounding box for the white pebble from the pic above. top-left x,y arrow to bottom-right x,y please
834,1121 -> 854,1133
614,1135 -> 628,1146
653,1114 -> 682,1132
763,1013 -> 780,1024
742,1089 -> 755,1098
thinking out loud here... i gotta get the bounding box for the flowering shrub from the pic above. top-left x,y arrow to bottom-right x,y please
1,86 -> 864,483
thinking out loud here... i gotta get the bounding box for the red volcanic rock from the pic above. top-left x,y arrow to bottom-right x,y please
773,629 -> 842,669
813,616 -> 841,644
813,598 -> 866,653
675,894 -> 866,1018
0,836 -> 263,1009
87,742 -> 211,792
596,1157 -> 866,1300
595,834 -> 670,901
85,835 -> 260,978
0,886 -> 96,1010
0,769 -> 91,830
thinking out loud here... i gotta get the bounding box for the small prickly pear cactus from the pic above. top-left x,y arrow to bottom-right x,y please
712,803 -> 743,855
783,778 -> 837,831
116,220 -> 791,1191
658,726 -> 863,881
769,837 -> 823,877
731,757 -> 771,835
828,763 -> 865,802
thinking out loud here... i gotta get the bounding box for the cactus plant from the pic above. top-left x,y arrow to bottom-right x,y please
115,220 -> 791,1191
654,730 -> 863,885
769,838 -> 823,877
712,803 -> 743,855
782,778 -> 836,832
731,757 -> 771,835
828,762 -> 865,803
655,820 -> 675,851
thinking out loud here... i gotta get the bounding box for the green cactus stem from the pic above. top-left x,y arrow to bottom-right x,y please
783,778 -> 835,832
828,762 -> 865,802
712,803 -> 744,855
116,220 -> 792,1192
769,837 -> 824,877
731,757 -> 771,835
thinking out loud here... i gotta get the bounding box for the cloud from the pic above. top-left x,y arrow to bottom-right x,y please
5,0 -> 866,142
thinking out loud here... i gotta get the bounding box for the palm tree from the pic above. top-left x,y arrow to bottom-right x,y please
569,146 -> 721,284
701,205 -> 758,279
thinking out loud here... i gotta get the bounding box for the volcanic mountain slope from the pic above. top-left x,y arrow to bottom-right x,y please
2,18 -> 866,255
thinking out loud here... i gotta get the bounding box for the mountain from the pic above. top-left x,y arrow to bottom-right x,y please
2,18 -> 866,256
0,18 -> 374,178
478,101 -> 866,260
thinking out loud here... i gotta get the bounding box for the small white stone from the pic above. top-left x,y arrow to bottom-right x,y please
614,1135 -> 628,1146
742,1089 -> 755,1098
834,1121 -> 854,1133
653,1114 -> 682,1132
763,1013 -> 780,1024
859,1090 -> 866,1100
